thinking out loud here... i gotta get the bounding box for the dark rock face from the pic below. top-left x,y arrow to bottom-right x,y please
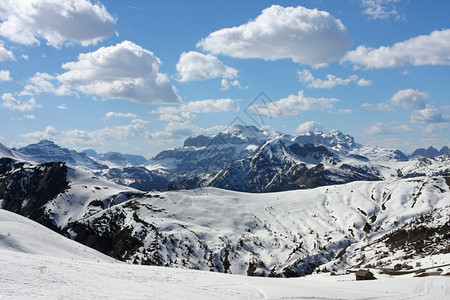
0,158 -> 69,230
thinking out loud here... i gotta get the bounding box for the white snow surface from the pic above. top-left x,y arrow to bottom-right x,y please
0,209 -> 114,262
0,210 -> 449,300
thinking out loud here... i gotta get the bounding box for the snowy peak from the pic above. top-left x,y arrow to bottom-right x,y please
83,149 -> 148,167
13,140 -> 108,170
293,130 -> 357,152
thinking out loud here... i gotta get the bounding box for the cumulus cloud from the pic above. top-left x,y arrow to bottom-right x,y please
249,91 -> 338,117
296,121 -> 323,133
390,89 -> 428,110
20,72 -> 72,96
423,123 -> 450,135
150,114 -> 225,141
20,125 -> 57,141
0,70 -> 11,82
298,69 -> 371,88
1,93 -> 41,111
360,0 -> 403,21
366,122 -> 411,135
343,29 -> 450,69
57,104 -> 67,110
151,114 -> 200,140
105,112 -> 138,119
0,0 -> 116,47
220,79 -> 246,90
154,98 -> 239,115
57,41 -> 180,104
410,106 -> 449,124
20,123 -> 150,148
198,5 -> 351,66
362,102 -> 393,111
0,41 -> 13,61
176,51 -> 238,82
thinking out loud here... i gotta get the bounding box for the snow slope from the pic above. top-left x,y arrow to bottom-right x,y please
1,248 -> 449,299
0,209 -> 115,262
4,206 -> 447,299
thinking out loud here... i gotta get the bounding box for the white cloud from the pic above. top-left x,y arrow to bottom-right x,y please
390,89 -> 428,110
20,123 -> 150,148
366,122 -> 411,135
0,70 -> 11,82
154,98 -> 239,115
151,114 -> 200,140
360,0 -> 402,21
57,104 -> 67,110
296,121 -> 323,133
423,123 -> 450,135
1,93 -> 41,111
410,106 -> 448,124
21,72 -> 72,96
357,78 -> 372,86
105,112 -> 138,119
198,5 -> 351,66
22,114 -> 36,120
362,102 -> 393,111
0,41 -> 13,61
57,41 -> 180,104
0,0 -> 116,47
298,69 -> 371,88
20,125 -> 57,141
220,79 -> 246,90
249,91 -> 338,117
343,29 -> 450,69
176,51 -> 238,82
131,119 -> 150,124
21,54 -> 29,60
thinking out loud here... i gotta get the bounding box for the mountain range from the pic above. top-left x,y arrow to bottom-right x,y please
9,126 -> 449,193
1,126 -> 449,278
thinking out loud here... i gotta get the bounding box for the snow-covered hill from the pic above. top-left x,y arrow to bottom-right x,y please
1,153 -> 449,277
0,209 -> 115,262
0,207 -> 449,299
2,247 -> 449,299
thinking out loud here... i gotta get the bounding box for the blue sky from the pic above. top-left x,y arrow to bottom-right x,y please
0,0 -> 449,157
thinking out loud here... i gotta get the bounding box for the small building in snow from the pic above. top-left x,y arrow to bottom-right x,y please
355,269 -> 376,280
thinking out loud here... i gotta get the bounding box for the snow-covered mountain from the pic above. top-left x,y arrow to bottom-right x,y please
410,146 -> 450,158
209,138 -> 383,192
1,153 -> 449,278
13,140 -> 108,170
6,127 -> 450,194
83,149 -> 148,166
2,212 -> 448,299
146,126 -> 415,192
147,125 -> 275,178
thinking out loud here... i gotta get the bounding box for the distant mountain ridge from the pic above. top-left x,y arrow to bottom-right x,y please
410,146 -> 450,158
6,126 -> 450,193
